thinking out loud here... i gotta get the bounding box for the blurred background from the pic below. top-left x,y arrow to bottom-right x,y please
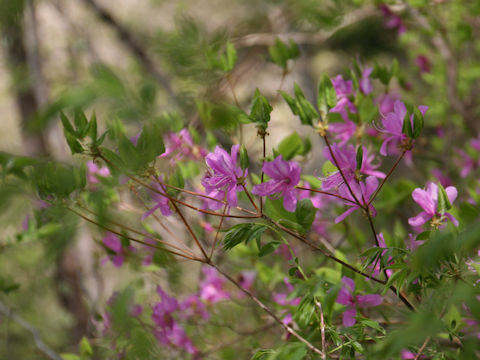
0,0 -> 479,358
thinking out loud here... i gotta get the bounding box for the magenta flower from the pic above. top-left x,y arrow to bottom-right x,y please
329,118 -> 357,146
101,232 -> 135,267
179,295 -> 210,321
199,267 -> 230,304
142,181 -> 172,220
273,278 -> 301,306
380,4 -> 406,35
251,155 -> 301,212
330,75 -> 357,122
376,93 -> 401,116
202,145 -> 247,210
408,182 -> 458,228
86,160 -> 110,184
377,100 -> 428,156
152,286 -> 198,355
415,55 -> 431,73
369,233 -> 393,278
160,128 -> 206,165
322,144 -> 385,192
359,67 -> 373,95
335,176 -> 378,224
336,276 -> 383,327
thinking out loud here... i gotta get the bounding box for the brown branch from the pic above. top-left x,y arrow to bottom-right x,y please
368,150 -> 406,206
211,263 -> 325,357
80,0 -> 176,101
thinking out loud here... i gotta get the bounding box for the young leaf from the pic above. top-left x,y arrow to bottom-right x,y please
239,144 -> 249,170
356,146 -> 363,171
437,183 -> 452,215
249,89 -> 273,130
412,107 -> 424,138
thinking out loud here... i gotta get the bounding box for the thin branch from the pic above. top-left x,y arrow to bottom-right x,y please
78,204 -> 196,258
296,186 -> 357,205
368,150 -> 406,206
80,0 -> 176,101
210,202 -> 228,260
156,180 -> 209,260
211,263 -> 325,357
66,206 -> 202,261
322,134 -> 363,207
262,214 -> 386,285
0,300 -> 64,360
414,336 -> 430,360
314,298 -> 327,360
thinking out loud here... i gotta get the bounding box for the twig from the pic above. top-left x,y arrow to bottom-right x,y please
80,0 -> 176,102
211,263 -> 325,357
368,150 -> 406,206
314,298 -> 327,360
414,336 -> 430,360
0,300 -> 64,360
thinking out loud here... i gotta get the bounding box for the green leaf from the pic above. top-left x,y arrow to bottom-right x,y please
239,144 -> 249,170
60,112 -> 75,135
437,183 -> 452,215
277,132 -> 303,160
415,231 -> 431,241
86,113 -> 97,140
79,337 -> 93,358
223,223 -> 268,250
268,38 -> 299,69
64,131 -> 84,155
295,198 -> 317,234
222,41 -> 237,72
250,89 -> 273,129
136,123 -> 165,165
356,146 -> 363,171
317,74 -> 337,118
281,83 -> 318,126
412,107 -> 424,138
258,240 -> 281,257
33,162 -> 86,198
74,110 -> 89,137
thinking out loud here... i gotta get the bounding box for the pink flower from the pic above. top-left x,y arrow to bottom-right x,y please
322,144 -> 385,192
335,176 -> 378,224
380,4 -> 406,35
329,119 -> 357,146
199,267 -> 230,304
273,278 -> 301,306
408,182 -> 458,227
369,233 -> 393,278
377,100 -> 428,156
415,55 -> 431,73
336,276 -> 383,327
87,161 -> 110,184
330,75 -> 357,122
160,128 -> 206,165
142,180 -> 172,220
359,67 -> 373,95
102,233 -> 132,267
179,295 -> 210,321
202,145 -> 247,210
252,155 -> 301,212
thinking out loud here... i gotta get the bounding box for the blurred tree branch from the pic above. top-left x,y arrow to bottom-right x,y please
0,300 -> 63,360
80,0 -> 177,104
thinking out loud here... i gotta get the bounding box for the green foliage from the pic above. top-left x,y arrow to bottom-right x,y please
33,162 -> 86,199
268,38 -> 300,69
274,132 -> 311,160
250,89 -> 273,132
317,74 -> 337,119
223,223 -> 268,251
280,83 -> 318,126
